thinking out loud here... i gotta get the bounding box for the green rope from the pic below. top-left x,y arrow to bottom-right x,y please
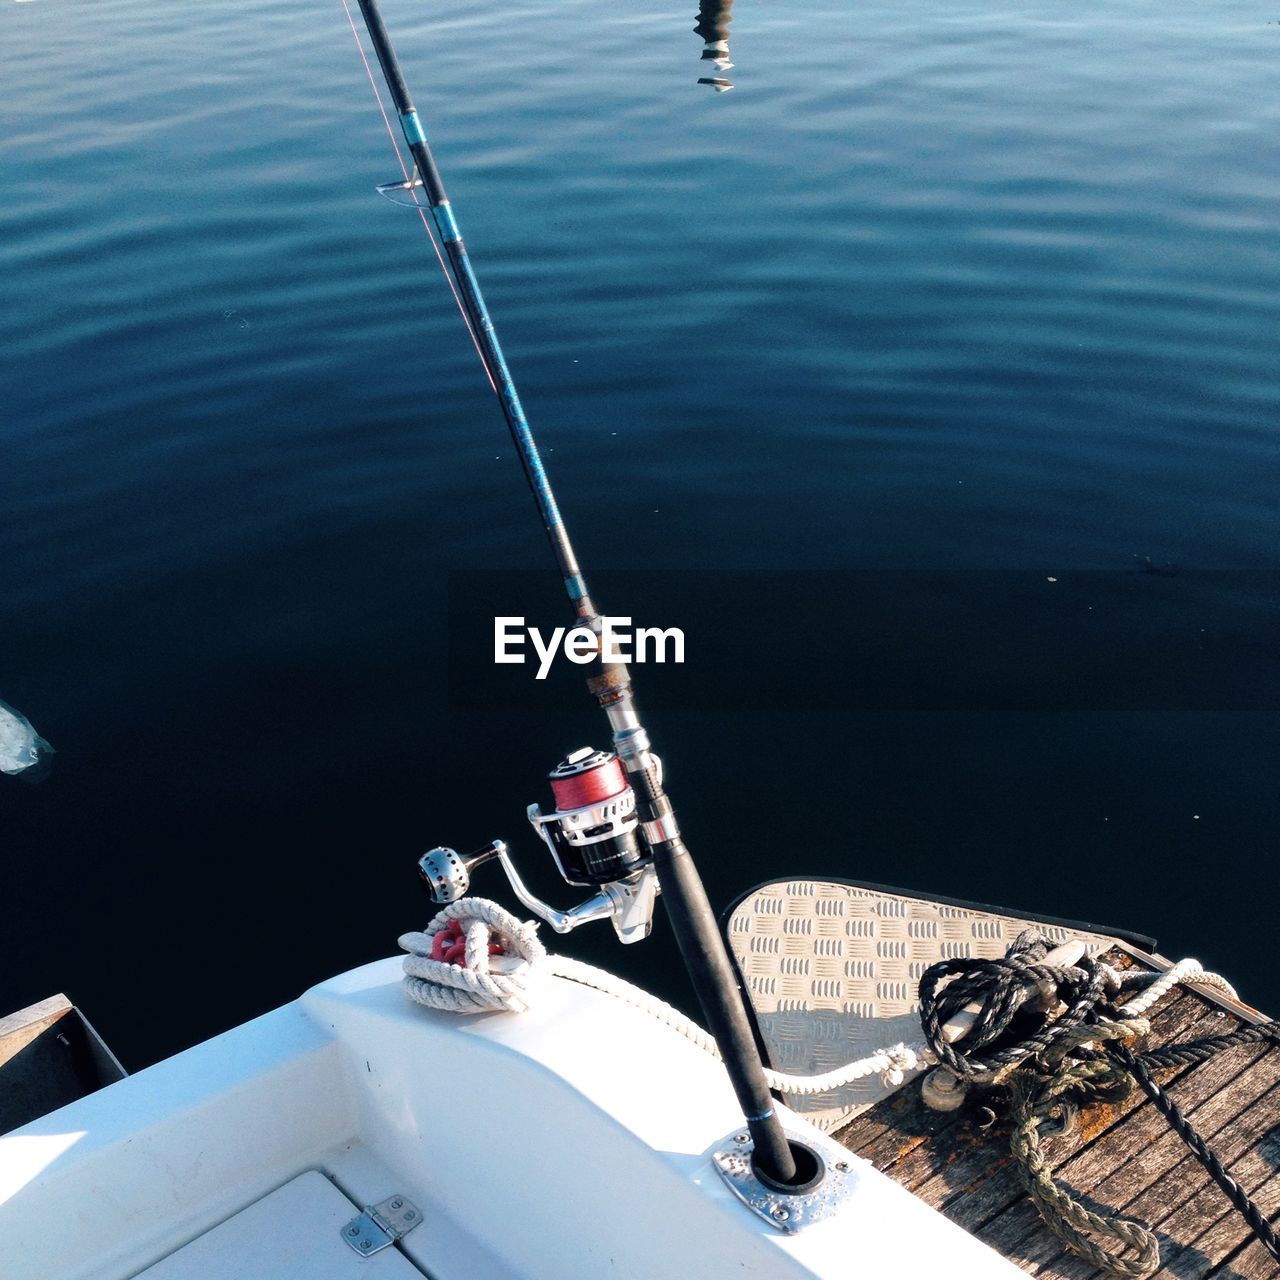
1008,1017 -> 1162,1278
921,940 -> 1277,1276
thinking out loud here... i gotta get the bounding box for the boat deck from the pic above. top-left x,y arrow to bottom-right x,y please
832,954 -> 1280,1278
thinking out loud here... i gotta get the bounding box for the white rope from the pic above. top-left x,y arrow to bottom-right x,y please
399,899 -> 923,1086
545,955 -> 924,1090
1117,957 -> 1238,1018
398,898 -> 1236,1095
542,954 -> 718,1055
771,1043 -> 926,1093
400,898 -> 546,1014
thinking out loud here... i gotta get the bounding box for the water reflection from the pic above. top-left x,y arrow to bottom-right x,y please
693,0 -> 734,91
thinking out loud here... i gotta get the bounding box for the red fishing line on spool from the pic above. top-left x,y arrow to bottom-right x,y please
550,754 -> 627,811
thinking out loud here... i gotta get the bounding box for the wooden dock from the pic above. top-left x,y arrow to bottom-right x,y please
833,954 -> 1280,1278
0,994 -> 126,1134
726,881 -> 1280,1278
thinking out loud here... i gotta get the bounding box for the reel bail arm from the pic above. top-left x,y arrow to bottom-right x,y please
418,836 -> 661,946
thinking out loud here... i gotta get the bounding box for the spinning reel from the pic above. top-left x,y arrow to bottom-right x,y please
418,746 -> 661,944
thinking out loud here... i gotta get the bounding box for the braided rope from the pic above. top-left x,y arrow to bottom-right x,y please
918,931 -> 1115,1078
1119,957 -> 1237,1017
400,898 -> 547,1013
1114,1039 -> 1280,1266
980,971 -> 1280,1277
1136,1019 -> 1280,1070
915,934 -> 1274,1277
1009,1019 -> 1160,1277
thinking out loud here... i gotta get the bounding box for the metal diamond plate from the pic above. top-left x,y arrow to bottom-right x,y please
727,881 -> 1124,1132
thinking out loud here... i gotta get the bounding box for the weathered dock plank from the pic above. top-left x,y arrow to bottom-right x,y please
835,953 -> 1280,1279
975,1019 -> 1279,1270
836,991 -> 1220,1216
929,995 -> 1227,1227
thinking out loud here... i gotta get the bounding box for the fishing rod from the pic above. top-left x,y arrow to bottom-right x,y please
351,0 -> 799,1187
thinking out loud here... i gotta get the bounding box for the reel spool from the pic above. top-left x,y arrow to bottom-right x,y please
528,747 -> 647,887
418,745 -> 659,944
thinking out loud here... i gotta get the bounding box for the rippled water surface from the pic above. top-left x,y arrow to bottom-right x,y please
2,0 -> 1278,1065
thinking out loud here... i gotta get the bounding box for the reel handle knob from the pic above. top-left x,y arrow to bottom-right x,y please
417,840 -> 504,904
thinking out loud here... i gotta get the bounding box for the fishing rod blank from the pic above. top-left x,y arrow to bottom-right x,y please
353,0 -> 593,619
351,0 -> 798,1187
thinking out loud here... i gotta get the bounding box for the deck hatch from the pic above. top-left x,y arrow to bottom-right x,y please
135,1171 -> 426,1278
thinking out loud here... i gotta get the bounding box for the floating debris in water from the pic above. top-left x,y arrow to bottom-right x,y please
1135,554 -> 1179,577
0,699 -> 53,777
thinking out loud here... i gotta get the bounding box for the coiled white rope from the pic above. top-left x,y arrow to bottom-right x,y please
398,898 -> 1235,1095
400,898 -> 547,1014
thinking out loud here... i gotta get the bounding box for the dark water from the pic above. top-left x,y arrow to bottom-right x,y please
2,0 -> 1278,1071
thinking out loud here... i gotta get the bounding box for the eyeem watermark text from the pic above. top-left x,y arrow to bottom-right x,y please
494,616 -> 685,680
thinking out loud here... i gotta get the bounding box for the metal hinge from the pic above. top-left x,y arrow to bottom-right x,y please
341,1194 -> 423,1256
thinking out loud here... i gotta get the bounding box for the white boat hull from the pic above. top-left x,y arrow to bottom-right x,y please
1,958 -> 1022,1279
